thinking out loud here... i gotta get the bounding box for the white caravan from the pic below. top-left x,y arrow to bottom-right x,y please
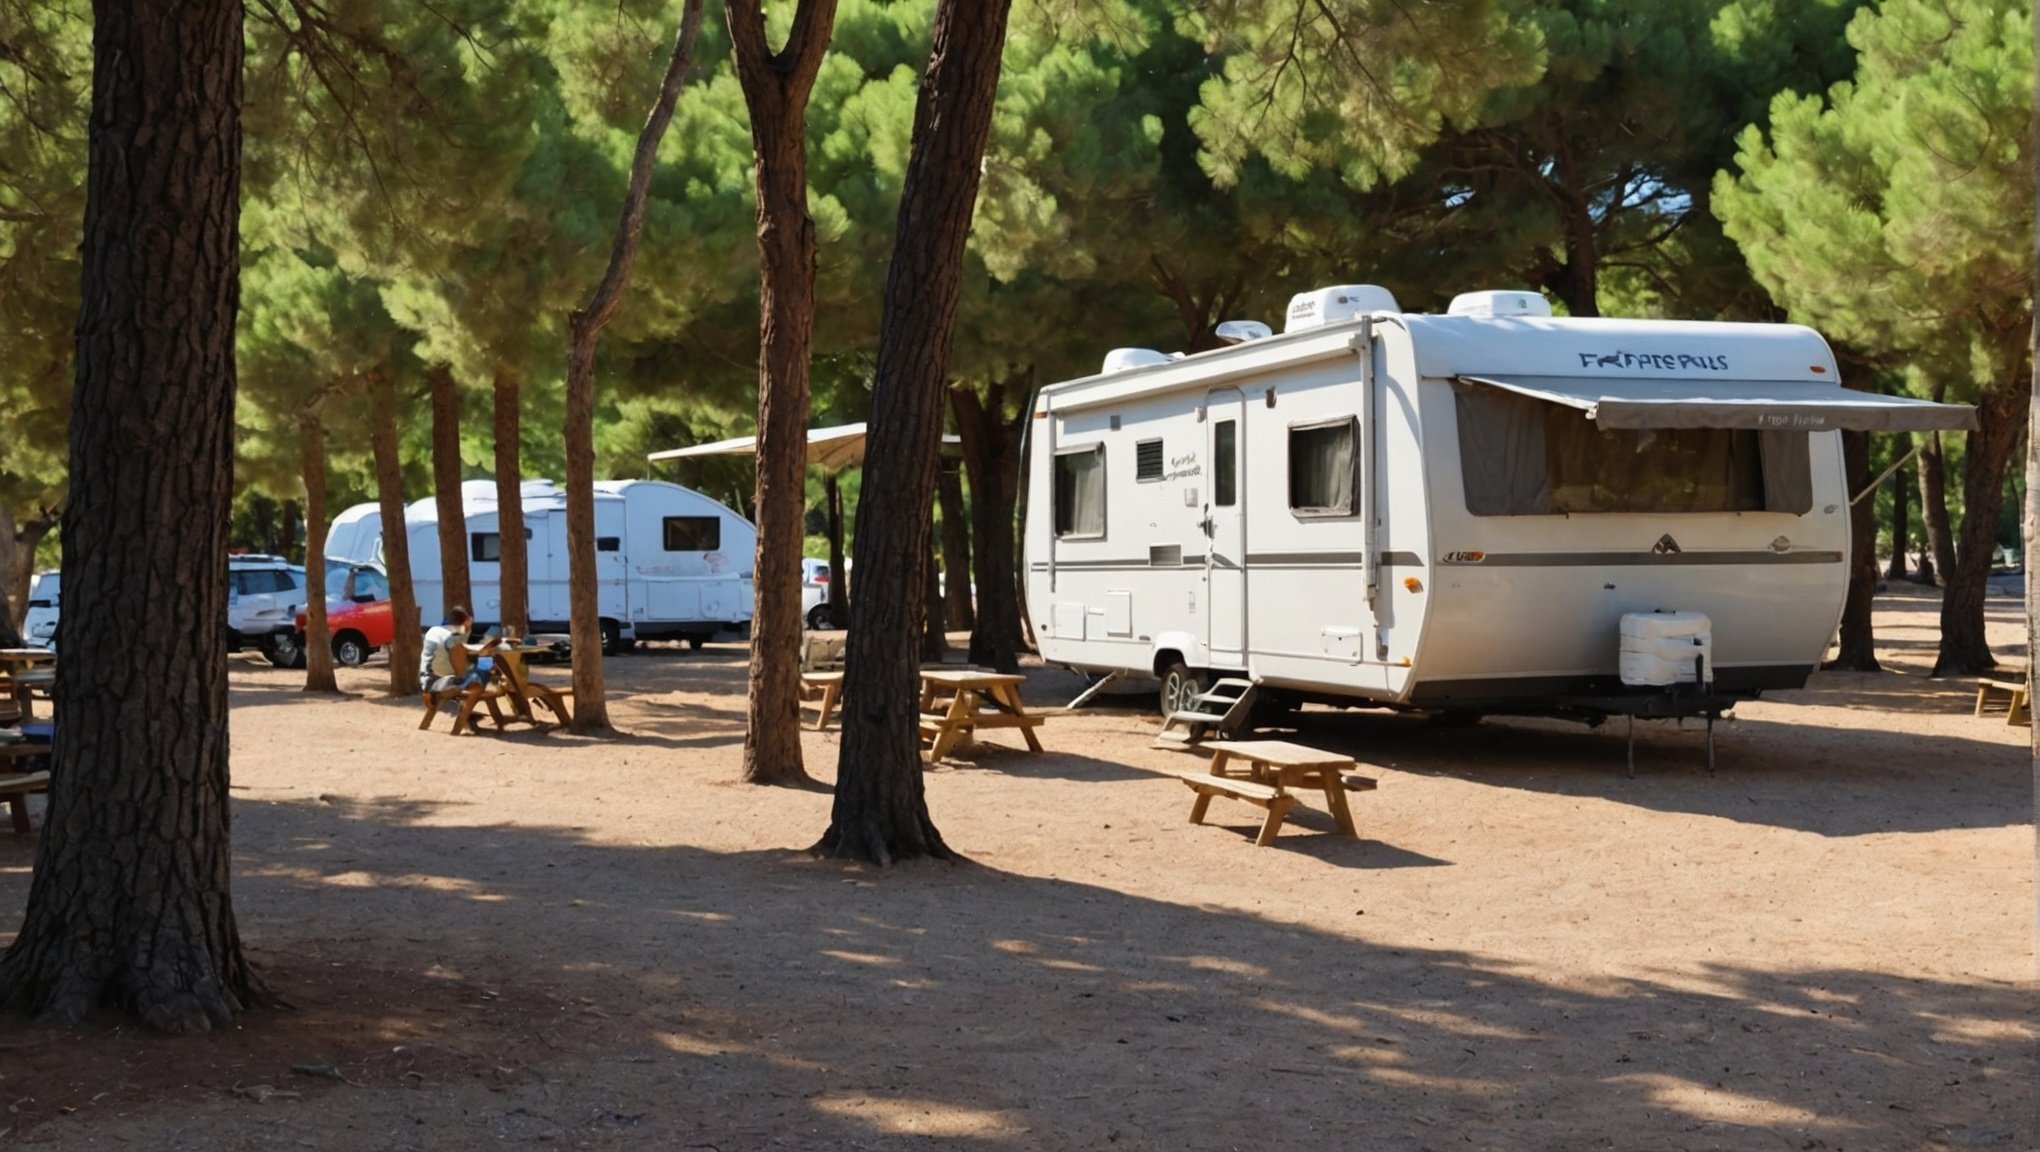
327,478 -> 755,650
1024,285 -> 1975,720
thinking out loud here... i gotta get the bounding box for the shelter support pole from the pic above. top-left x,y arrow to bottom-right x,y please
1065,670 -> 1123,711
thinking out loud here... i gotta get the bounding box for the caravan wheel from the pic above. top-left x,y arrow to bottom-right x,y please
1158,662 -> 1205,717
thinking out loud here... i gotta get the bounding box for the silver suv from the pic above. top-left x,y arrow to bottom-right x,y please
227,554 -> 308,665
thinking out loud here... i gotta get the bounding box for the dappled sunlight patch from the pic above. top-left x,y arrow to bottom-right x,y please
1610,1073 -> 1841,1130
1174,954 -> 1271,979
1923,1012 -> 2035,1046
810,1095 -> 1024,1138
1257,1000 -> 1371,1035
820,949 -> 900,967
667,908 -> 733,922
656,1031 -> 733,1058
257,865 -> 512,902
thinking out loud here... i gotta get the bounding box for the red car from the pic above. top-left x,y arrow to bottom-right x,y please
291,562 -> 395,667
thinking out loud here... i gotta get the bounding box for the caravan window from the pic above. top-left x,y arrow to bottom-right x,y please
471,529 -> 534,562
1453,383 -> 1813,516
1053,445 -> 1106,538
1213,421 -> 1237,507
1287,419 -> 1357,517
1135,439 -> 1164,482
662,516 -> 721,552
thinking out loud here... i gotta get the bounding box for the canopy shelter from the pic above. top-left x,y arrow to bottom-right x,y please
648,422 -> 960,473
1457,375 -> 1978,432
649,423 -> 963,624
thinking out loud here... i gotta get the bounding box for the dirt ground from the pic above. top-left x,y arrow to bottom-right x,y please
0,585 -> 2033,1150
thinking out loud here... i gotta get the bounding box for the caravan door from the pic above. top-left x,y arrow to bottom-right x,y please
1205,388 -> 1246,667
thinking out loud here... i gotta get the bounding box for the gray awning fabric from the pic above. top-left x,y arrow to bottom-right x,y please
1458,375 -> 1978,433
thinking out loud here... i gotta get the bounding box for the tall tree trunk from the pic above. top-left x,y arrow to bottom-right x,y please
493,370 -> 529,634
1886,460 -> 1911,580
2023,7 -> 2038,964
370,369 -> 423,696
922,540 -> 946,660
429,365 -> 472,619
824,471 -> 848,620
950,378 -> 1027,672
823,0 -> 1013,864
1935,384 -> 2031,676
1920,424 -> 1957,586
936,459 -> 973,631
301,415 -> 338,693
0,0 -> 257,1031
564,2 -> 707,733
1826,430 -> 1881,671
729,0 -> 838,786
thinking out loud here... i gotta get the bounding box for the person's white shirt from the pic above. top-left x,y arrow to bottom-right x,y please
419,622 -> 461,688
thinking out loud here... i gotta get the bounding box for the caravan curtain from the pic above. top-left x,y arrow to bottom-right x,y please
1288,420 -> 1357,515
1453,382 -> 1551,514
1054,446 -> 1106,537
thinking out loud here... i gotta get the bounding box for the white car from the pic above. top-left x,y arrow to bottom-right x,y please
22,571 -> 58,651
802,557 -> 839,630
227,555 -> 309,665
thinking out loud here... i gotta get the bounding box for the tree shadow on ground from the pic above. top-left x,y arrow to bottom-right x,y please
3,795 -> 2028,1150
1276,706 -> 2029,838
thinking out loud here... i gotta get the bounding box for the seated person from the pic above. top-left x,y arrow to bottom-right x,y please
419,608 -> 488,694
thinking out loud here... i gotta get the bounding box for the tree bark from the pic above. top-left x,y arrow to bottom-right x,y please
729,0 -> 838,786
1885,460 -> 1910,581
1919,425 -> 1956,585
950,378 -> 1027,672
936,459 -> 973,631
493,370 -> 529,634
823,471 -> 848,620
370,369 -> 423,696
1825,430 -> 1881,671
1934,383 -> 2031,675
0,0 -> 259,1031
428,364 -> 472,619
564,1 -> 707,733
822,0 -> 1013,864
300,415 -> 339,693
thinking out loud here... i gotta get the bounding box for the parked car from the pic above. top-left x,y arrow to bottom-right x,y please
289,561 -> 394,668
22,572 -> 58,651
802,557 -> 839,630
228,554 -> 311,665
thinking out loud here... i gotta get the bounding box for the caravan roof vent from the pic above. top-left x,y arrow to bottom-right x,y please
1448,290 -> 1552,319
1101,347 -> 1173,374
1213,319 -> 1273,345
1283,285 -> 1400,333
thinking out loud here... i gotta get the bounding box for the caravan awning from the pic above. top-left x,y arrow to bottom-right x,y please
1458,375 -> 1978,433
647,422 -> 960,472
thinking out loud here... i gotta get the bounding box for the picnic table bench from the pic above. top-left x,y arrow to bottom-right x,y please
801,670 -> 845,730
1181,739 -> 1376,847
420,640 -> 577,735
1974,672 -> 2030,727
0,742 -> 52,834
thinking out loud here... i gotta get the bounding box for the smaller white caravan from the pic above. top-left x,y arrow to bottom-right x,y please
1025,284 -> 1975,721
327,478 -> 755,650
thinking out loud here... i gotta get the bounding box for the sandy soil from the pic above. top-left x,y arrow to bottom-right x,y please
0,585 -> 2033,1150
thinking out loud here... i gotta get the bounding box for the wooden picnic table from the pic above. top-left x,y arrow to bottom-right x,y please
0,648 -> 55,722
1183,739 -> 1375,847
918,668 -> 1045,761
465,641 -> 574,728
